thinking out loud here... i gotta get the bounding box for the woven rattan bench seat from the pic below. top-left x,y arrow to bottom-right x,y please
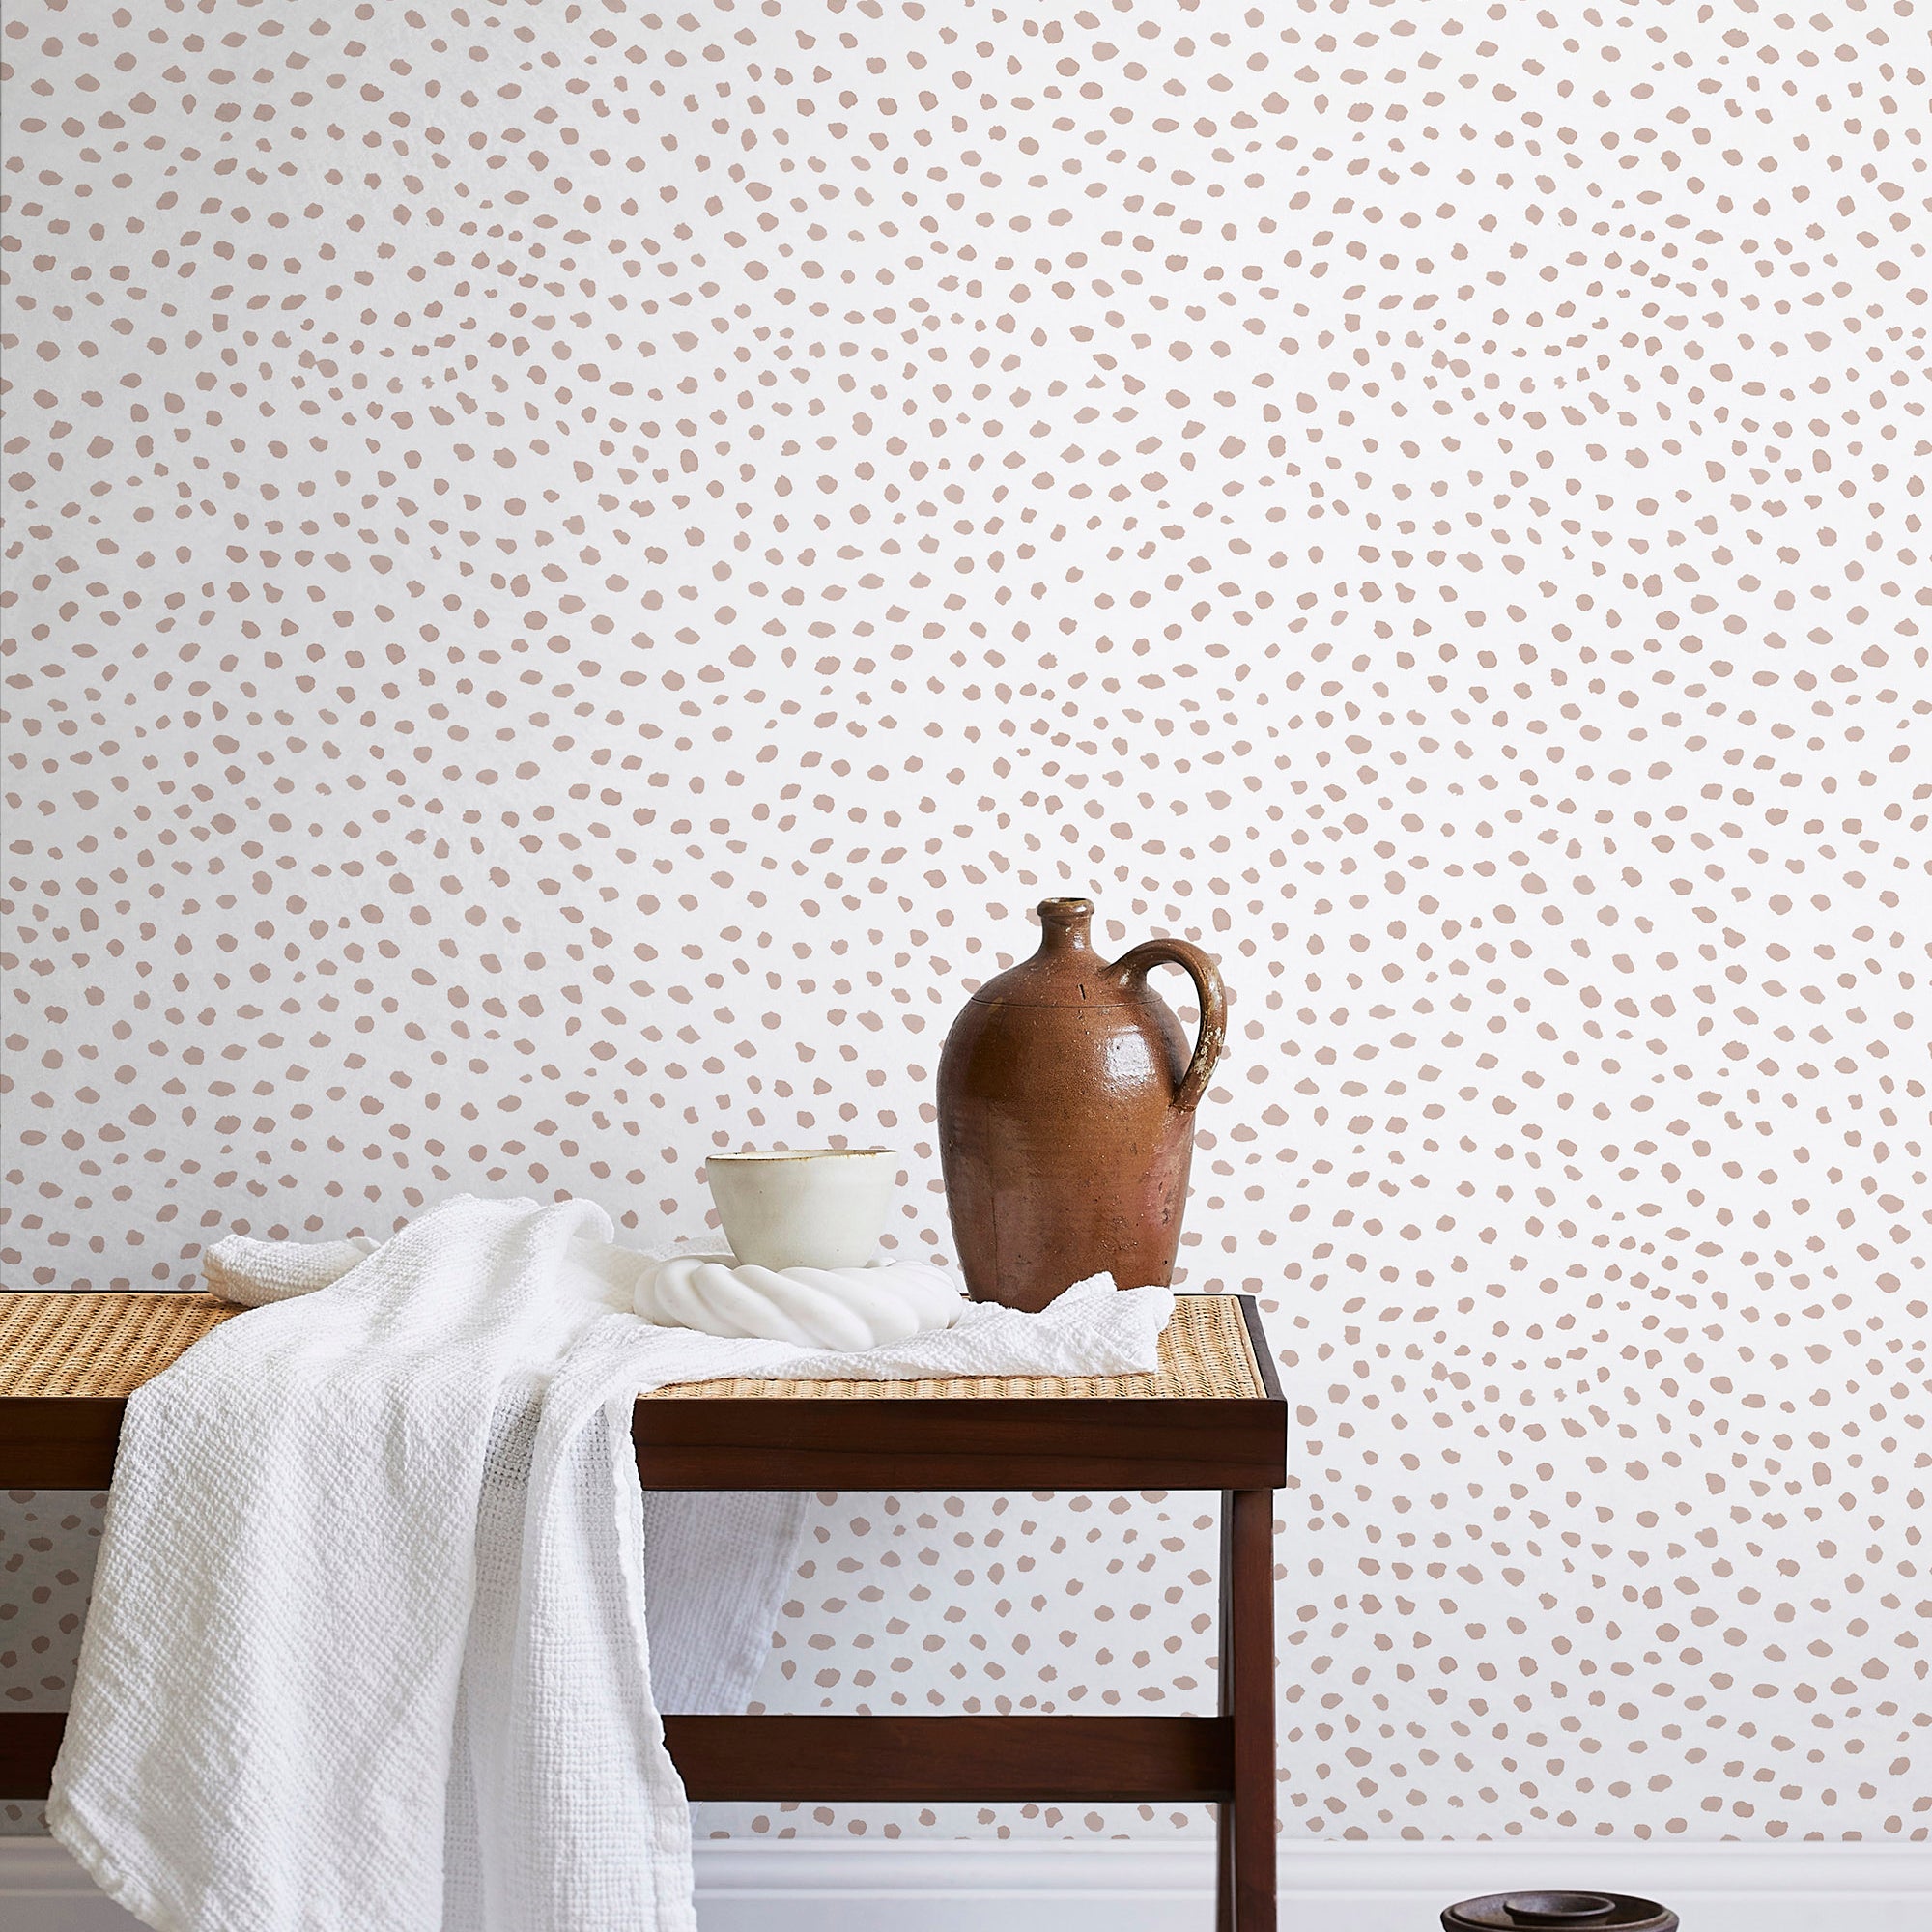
0,1290 -> 1284,1492
0,1289 -> 1265,1404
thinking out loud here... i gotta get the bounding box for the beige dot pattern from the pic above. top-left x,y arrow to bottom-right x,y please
2,0 -> 1928,1846
0,1491 -> 100,1837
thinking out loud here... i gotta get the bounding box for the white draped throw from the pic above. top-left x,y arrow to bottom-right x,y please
50,1194 -> 1173,1932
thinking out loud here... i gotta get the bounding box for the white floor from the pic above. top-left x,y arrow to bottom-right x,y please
3,1836 -> 1926,1931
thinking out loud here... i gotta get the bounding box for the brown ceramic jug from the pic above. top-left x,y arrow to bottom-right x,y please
936,898 -> 1227,1311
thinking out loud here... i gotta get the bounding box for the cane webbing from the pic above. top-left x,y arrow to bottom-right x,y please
0,1293 -> 237,1400
0,1290 -> 1266,1404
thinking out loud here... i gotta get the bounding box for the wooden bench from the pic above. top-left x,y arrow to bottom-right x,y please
0,1289 -> 1286,1928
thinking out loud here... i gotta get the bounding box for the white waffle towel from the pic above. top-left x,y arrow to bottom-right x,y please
50,1193 -> 1172,1932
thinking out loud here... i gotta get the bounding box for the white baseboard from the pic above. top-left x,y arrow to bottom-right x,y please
1,1835 -> 1924,1931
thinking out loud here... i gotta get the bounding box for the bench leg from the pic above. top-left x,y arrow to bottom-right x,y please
1217,1487 -> 1275,1931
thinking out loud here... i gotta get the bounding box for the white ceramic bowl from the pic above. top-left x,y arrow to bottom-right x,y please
703,1147 -> 898,1270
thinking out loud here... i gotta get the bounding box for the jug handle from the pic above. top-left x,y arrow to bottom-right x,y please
1106,937 -> 1227,1115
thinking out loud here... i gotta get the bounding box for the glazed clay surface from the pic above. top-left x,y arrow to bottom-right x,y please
936,899 -> 1226,1310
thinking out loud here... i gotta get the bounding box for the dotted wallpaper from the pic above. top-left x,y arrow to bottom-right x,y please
2,0 -> 1929,1851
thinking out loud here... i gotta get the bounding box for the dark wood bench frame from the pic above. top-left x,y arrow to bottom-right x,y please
0,1294 -> 1285,1929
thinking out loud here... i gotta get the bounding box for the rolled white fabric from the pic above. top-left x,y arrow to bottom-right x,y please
634,1252 -> 964,1351
202,1233 -> 378,1305
204,1228 -> 964,1351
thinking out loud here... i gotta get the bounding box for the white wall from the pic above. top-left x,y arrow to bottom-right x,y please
3,0 -> 1926,1849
